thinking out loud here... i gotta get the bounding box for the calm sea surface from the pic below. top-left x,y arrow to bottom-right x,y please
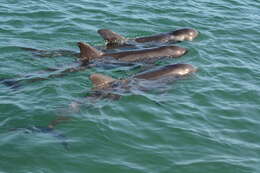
0,0 -> 260,173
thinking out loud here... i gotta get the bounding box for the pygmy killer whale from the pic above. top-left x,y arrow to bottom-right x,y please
78,42 -> 187,64
97,28 -> 199,46
90,63 -> 197,91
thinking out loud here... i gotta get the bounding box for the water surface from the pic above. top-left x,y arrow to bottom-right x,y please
0,0 -> 260,173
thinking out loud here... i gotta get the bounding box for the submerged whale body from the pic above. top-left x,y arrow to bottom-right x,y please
78,42 -> 187,64
98,28 -> 199,46
9,116 -> 71,150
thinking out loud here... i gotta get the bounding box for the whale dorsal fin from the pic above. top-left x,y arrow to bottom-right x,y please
97,29 -> 127,44
77,42 -> 103,62
90,73 -> 116,89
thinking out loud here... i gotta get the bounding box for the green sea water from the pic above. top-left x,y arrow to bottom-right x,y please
0,0 -> 260,173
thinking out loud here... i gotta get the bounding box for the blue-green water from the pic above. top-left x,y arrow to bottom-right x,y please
1,0 -> 260,172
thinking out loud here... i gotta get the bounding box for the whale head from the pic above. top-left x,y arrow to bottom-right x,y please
173,46 -> 188,57
170,28 -> 199,41
164,46 -> 188,58
166,64 -> 197,77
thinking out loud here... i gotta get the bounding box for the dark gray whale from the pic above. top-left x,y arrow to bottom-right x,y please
98,28 -> 199,47
78,42 -> 187,64
88,63 -> 197,99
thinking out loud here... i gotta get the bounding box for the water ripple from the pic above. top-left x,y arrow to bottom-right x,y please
1,0 -> 260,172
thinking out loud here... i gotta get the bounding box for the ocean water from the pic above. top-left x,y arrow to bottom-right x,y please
0,0 -> 260,172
